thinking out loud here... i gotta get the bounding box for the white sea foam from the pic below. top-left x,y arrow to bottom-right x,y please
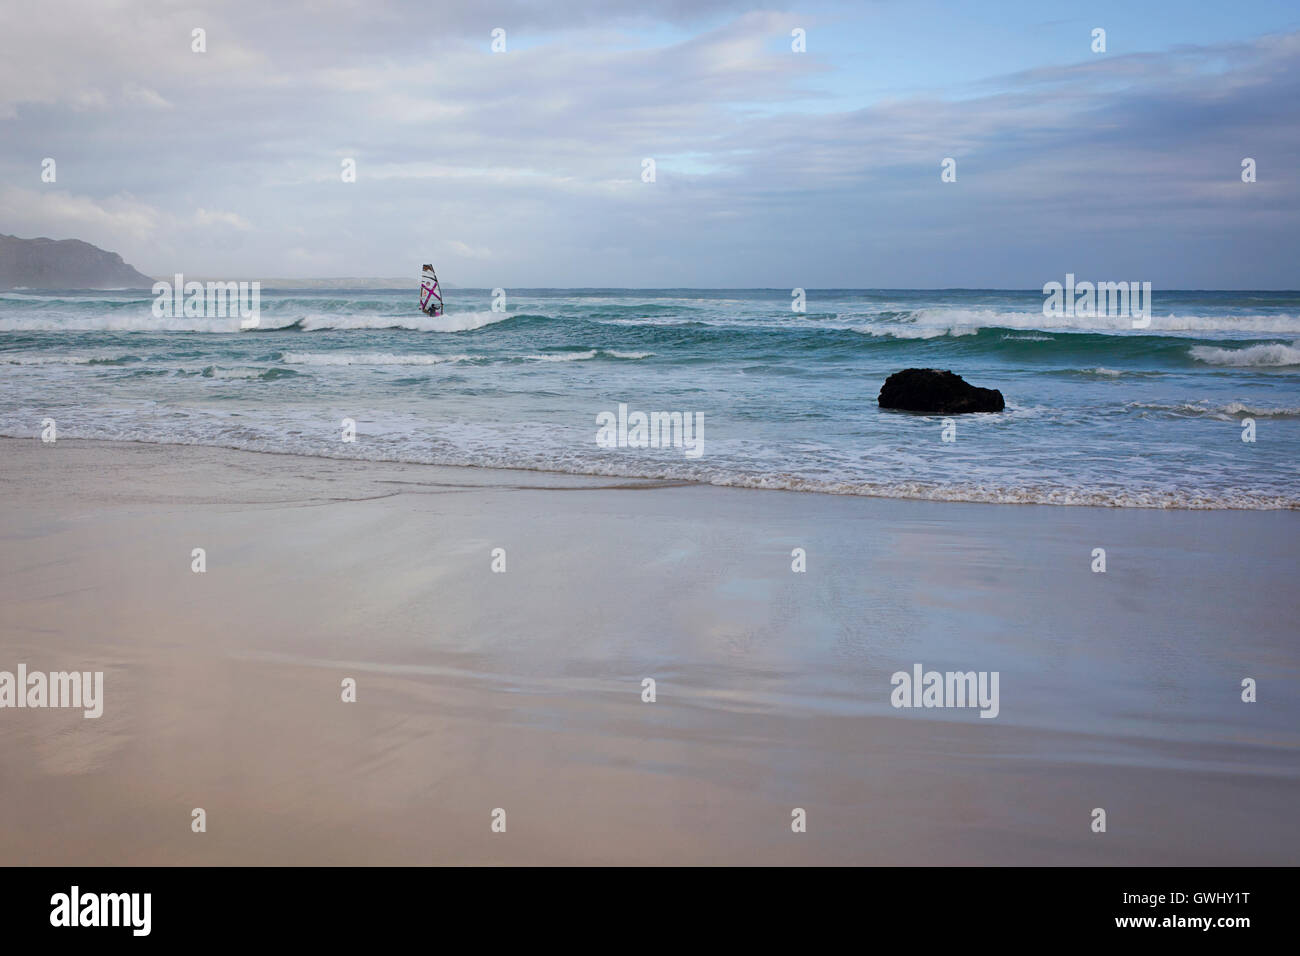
281,352 -> 472,366
0,292 -> 152,303
198,366 -> 273,379
855,324 -> 979,339
592,308 -> 1300,338
1189,340 -> 1300,367
0,309 -> 517,333
1,425 -> 1292,511
4,297 -> 1295,338
293,310 -> 514,332
704,473 -> 1296,510
0,353 -> 134,365
527,350 -> 598,362
1127,400 -> 1300,420
902,308 -> 1300,336
0,313 -> 250,332
279,349 -> 650,367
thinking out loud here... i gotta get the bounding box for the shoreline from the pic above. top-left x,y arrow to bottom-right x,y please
2,433 -> 1293,510
2,437 -> 1297,864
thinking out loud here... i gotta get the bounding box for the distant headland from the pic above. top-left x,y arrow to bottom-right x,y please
0,234 -> 154,290
0,237 -> 458,290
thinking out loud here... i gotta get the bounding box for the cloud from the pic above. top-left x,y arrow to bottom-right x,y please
195,208 -> 253,230
0,2 -> 1295,285
0,187 -> 162,242
123,82 -> 173,110
445,239 -> 494,260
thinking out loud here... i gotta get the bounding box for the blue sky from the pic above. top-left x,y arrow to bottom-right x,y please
2,0 -> 1298,286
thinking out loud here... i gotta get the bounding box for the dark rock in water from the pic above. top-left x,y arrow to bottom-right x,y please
878,368 -> 1005,414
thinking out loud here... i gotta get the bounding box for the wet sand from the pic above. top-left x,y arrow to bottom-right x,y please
0,438 -> 1297,864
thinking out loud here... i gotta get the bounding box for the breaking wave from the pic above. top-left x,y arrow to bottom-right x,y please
1189,340 -> 1300,367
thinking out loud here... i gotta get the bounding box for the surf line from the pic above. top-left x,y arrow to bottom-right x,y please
0,665 -> 103,718
1042,273 -> 1152,328
151,273 -> 261,328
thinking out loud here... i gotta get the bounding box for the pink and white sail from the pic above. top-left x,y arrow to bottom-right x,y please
419,265 -> 443,316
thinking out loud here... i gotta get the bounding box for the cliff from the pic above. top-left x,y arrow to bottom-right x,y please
0,234 -> 154,289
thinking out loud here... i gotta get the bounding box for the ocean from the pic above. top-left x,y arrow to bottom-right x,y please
1,287 -> 1297,509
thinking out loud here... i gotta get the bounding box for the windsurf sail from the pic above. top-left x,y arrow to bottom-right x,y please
419,264 -> 444,317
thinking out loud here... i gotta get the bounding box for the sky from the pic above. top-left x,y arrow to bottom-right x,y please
1,0 -> 1298,287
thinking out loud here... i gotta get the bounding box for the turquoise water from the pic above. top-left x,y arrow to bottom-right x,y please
2,288 -> 1297,508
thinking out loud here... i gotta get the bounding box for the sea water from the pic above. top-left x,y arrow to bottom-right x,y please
1,288 -> 1297,508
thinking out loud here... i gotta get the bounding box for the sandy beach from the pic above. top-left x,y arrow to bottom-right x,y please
0,437 -> 1297,865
